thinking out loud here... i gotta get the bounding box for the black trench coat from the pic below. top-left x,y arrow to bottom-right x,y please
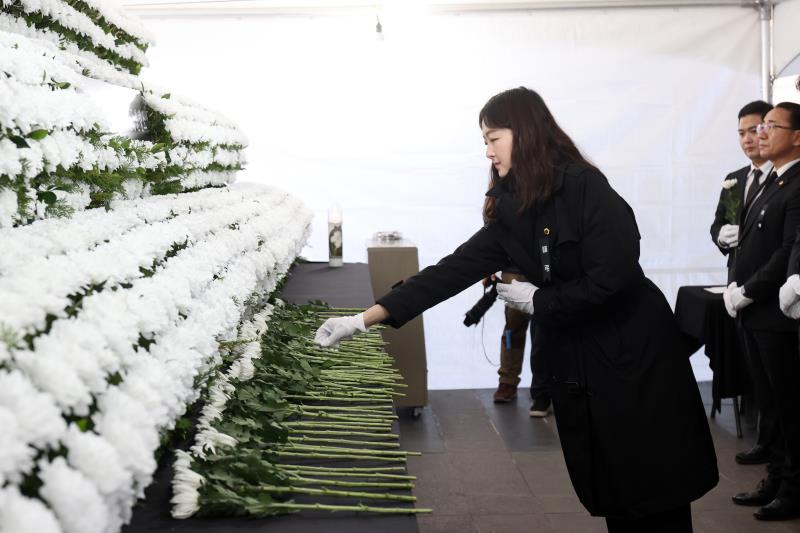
376,163 -> 718,519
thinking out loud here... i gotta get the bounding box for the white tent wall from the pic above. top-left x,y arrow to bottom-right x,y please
775,0 -> 800,78
134,5 -> 762,388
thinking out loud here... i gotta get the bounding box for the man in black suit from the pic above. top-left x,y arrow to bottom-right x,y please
710,101 -> 773,282
726,102 -> 800,521
710,101 -> 774,467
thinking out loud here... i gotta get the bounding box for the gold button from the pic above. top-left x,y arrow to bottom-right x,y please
543,228 -> 550,236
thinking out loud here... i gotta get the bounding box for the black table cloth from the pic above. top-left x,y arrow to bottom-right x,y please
674,285 -> 751,414
122,262 -> 418,533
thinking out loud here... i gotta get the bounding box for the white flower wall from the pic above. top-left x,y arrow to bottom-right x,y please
0,1 -> 313,531
0,184 -> 311,532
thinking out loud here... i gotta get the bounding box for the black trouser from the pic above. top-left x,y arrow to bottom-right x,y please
741,328 -> 800,498
529,322 -> 551,401
605,504 -> 692,533
735,324 -> 778,450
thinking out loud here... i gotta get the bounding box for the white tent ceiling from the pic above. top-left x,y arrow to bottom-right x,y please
119,0 -> 763,11
120,0 -> 800,84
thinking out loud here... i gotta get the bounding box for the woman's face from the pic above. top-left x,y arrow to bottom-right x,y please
481,122 -> 513,178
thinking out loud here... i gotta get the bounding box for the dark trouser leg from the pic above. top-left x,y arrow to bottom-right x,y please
737,325 -> 776,449
740,328 -> 783,482
751,329 -> 800,499
530,322 -> 551,401
497,272 -> 530,386
605,504 -> 692,533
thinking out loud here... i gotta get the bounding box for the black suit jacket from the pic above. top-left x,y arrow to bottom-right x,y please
734,161 -> 800,331
709,165 -> 748,272
377,164 -> 718,519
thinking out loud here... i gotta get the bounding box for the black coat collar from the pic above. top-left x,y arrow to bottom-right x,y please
740,160 -> 800,239
485,165 -> 569,200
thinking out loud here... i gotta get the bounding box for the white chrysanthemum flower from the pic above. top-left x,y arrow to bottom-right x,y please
192,426 -> 237,458
64,424 -> 131,496
94,416 -> 157,494
170,450 -> 203,519
722,178 -> 738,190
0,185 -> 19,229
0,369 -> 66,448
38,457 -> 110,533
13,350 -> 92,415
0,486 -> 62,533
0,407 -> 35,485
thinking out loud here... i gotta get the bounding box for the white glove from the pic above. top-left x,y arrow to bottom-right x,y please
723,282 -> 753,318
718,224 -> 739,248
496,279 -> 538,315
722,282 -> 737,318
786,300 -> 800,320
779,274 -> 800,316
314,313 -> 367,347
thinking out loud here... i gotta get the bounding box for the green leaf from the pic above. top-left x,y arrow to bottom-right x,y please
37,191 -> 57,205
9,136 -> 29,149
27,129 -> 49,141
56,81 -> 71,90
162,93 -> 171,99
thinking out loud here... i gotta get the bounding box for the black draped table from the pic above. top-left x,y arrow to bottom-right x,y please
674,285 -> 751,435
123,262 -> 419,533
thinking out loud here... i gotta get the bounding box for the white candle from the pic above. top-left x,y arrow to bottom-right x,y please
328,203 -> 343,267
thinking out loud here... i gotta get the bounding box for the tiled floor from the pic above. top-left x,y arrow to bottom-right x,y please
398,384 -> 800,533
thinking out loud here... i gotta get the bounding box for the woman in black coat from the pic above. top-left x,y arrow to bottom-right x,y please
315,87 -> 718,532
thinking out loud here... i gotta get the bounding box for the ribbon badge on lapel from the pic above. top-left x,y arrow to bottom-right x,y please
778,179 -> 785,188
540,227 -> 552,282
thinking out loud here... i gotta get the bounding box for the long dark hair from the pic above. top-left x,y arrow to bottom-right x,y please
479,87 -> 591,219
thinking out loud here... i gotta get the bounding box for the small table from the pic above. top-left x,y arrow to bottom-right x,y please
674,285 -> 752,438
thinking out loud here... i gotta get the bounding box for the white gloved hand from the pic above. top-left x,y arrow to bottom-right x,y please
496,279 -> 538,315
786,300 -> 800,320
723,282 -> 738,318
779,274 -> 800,316
724,282 -> 753,319
314,313 -> 367,347
718,224 -> 739,248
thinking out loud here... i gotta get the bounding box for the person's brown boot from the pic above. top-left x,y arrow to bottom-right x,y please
493,383 -> 517,403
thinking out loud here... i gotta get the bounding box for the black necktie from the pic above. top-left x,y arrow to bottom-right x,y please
744,168 -> 763,207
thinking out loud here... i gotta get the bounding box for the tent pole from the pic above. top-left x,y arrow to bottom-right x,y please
758,0 -> 774,103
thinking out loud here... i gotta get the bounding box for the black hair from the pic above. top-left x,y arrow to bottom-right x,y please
774,102 -> 800,130
738,100 -> 773,120
479,87 -> 591,216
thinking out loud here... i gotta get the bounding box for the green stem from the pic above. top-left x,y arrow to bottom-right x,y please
288,429 -> 399,439
272,451 -> 406,462
281,469 -> 415,481
285,421 -> 394,431
283,443 -> 420,457
257,484 -> 416,502
279,464 -> 408,473
287,475 -> 413,490
288,436 -> 400,448
261,502 -> 431,515
284,395 -> 393,404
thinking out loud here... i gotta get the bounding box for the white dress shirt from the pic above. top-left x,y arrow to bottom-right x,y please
743,161 -> 774,203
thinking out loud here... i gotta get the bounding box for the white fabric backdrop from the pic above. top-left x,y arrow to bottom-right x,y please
134,6 -> 762,388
